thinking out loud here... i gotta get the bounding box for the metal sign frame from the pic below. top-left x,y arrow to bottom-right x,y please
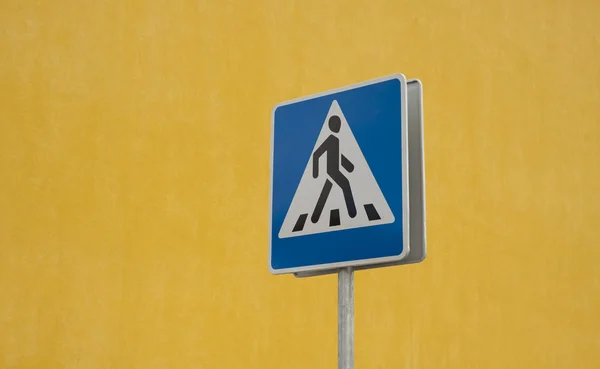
293,79 -> 426,278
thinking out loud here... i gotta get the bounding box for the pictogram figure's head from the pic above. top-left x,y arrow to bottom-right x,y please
328,115 -> 341,133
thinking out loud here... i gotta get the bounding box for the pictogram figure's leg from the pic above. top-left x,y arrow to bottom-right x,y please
329,171 -> 357,218
311,179 -> 333,223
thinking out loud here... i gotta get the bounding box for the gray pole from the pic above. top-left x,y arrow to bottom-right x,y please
338,267 -> 354,369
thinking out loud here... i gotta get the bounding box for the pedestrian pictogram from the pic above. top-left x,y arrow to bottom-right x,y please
278,100 -> 394,239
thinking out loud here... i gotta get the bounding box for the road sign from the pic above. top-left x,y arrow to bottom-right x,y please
270,74 -> 422,275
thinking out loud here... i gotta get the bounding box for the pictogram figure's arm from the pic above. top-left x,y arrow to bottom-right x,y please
313,136 -> 333,178
341,155 -> 354,173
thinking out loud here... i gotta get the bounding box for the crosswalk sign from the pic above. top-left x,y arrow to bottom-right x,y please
269,74 -> 410,274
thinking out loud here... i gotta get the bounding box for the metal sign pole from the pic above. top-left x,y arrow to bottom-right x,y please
338,267 -> 354,369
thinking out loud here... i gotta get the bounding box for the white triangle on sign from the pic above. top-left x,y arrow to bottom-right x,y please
278,100 -> 395,239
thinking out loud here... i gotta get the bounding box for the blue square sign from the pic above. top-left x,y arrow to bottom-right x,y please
269,74 -> 409,274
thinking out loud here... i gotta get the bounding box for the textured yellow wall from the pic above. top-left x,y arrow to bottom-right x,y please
1,0 -> 599,368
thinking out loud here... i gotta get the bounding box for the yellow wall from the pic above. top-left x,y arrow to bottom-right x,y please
1,0 -> 599,368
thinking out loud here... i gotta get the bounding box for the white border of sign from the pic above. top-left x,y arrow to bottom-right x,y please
269,74 -> 410,275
